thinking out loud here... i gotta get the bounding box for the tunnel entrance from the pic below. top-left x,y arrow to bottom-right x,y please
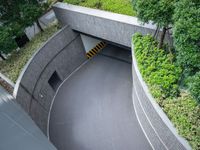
48,44 -> 152,150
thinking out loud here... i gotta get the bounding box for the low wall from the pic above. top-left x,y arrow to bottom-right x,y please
0,73 -> 15,94
131,44 -> 191,150
14,25 -> 87,134
53,3 -> 162,48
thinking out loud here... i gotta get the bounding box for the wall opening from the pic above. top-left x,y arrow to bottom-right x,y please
48,71 -> 62,91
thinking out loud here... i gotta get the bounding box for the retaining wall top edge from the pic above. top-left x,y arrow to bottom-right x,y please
131,43 -> 192,150
53,2 -> 156,30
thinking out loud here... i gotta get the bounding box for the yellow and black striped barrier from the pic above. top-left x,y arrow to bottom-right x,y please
86,41 -> 106,59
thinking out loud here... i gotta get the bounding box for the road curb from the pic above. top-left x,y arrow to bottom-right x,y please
0,73 -> 15,95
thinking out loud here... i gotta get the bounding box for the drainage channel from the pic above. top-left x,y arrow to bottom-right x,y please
48,44 -> 152,150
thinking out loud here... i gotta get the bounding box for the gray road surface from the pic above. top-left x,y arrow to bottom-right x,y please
49,45 -> 152,150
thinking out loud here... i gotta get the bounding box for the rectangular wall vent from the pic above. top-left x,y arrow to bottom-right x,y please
48,71 -> 62,91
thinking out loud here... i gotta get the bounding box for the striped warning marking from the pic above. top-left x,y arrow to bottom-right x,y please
86,41 -> 106,59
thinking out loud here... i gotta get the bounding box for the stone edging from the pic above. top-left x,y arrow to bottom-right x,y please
131,43 -> 191,150
0,73 -> 15,94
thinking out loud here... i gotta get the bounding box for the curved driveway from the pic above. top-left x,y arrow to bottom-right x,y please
49,45 -> 152,150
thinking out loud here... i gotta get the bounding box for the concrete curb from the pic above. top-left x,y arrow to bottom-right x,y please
0,73 -> 14,94
53,2 -> 173,48
131,43 -> 191,150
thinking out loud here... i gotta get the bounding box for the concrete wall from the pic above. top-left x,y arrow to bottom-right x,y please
25,10 -> 57,40
80,34 -> 102,53
131,43 -> 191,150
14,25 -> 87,134
52,3 -> 165,48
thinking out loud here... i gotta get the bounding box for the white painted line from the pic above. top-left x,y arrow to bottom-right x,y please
47,59 -> 90,140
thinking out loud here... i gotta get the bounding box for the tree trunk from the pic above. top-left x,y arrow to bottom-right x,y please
153,26 -> 159,39
36,19 -> 44,32
158,27 -> 167,49
0,53 -> 6,60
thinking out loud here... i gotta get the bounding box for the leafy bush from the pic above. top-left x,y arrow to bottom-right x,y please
163,92 -> 200,150
132,33 -> 181,99
0,27 -> 17,54
186,72 -> 200,103
173,0 -> 200,75
173,0 -> 200,103
133,33 -> 200,149
0,24 -> 59,82
64,0 -> 136,16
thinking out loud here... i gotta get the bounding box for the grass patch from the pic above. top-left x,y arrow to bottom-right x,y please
132,33 -> 200,150
0,24 -> 59,83
64,0 -> 136,16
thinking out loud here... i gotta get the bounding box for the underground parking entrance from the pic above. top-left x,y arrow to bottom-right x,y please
47,42 -> 152,150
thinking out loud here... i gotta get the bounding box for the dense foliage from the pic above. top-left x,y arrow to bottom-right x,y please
187,73 -> 200,103
0,24 -> 59,82
0,0 -> 47,55
132,33 -> 181,99
173,0 -> 200,73
132,0 -> 200,103
163,93 -> 200,150
133,34 -> 200,150
0,27 -> 17,54
132,0 -> 174,48
173,0 -> 200,102
132,0 -> 174,27
64,0 -> 136,16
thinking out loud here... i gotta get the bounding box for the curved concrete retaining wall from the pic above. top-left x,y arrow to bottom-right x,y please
131,43 -> 191,150
53,3 -> 165,48
14,25 -> 87,134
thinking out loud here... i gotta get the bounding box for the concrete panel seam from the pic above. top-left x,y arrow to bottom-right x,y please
27,34 -> 81,112
132,88 -> 155,150
134,83 -> 168,149
19,83 -> 49,113
14,25 -> 70,98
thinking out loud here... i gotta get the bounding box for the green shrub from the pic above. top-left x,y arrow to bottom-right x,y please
186,72 -> 200,103
132,33 -> 181,99
0,24 -> 59,82
0,27 -> 17,54
163,92 -> 200,150
173,0 -> 200,75
133,33 -> 200,149
64,0 -> 136,16
173,0 -> 200,104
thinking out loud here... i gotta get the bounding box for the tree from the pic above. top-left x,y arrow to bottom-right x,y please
173,0 -> 200,102
19,2 -> 44,32
0,0 -> 46,55
173,0 -> 200,75
0,26 -> 17,59
132,0 -> 175,48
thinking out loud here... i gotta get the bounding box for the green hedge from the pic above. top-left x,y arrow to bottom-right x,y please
132,33 -> 181,100
64,0 -> 136,16
132,33 -> 200,150
186,72 -> 200,103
